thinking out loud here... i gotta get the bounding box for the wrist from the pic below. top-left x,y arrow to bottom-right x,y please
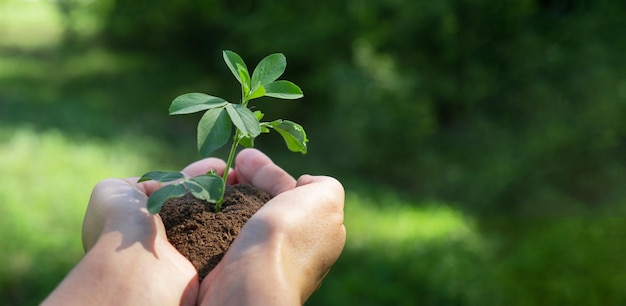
45,232 -> 198,306
200,238 -> 302,306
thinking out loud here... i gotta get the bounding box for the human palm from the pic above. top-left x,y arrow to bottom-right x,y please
46,149 -> 345,306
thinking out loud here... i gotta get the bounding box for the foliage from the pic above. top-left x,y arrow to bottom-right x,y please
0,127 -> 167,305
99,0 -> 626,214
5,0 -> 626,304
139,51 -> 306,213
308,183 -> 626,306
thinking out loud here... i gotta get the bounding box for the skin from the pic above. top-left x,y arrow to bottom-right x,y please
43,148 -> 346,306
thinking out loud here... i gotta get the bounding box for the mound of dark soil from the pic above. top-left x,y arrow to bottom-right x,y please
160,184 -> 270,279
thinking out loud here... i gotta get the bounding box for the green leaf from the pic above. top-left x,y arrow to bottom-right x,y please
237,63 -> 251,95
248,85 -> 266,100
147,183 -> 187,214
264,81 -> 304,99
239,135 -> 254,148
138,171 -> 185,183
183,180 -> 210,201
197,107 -> 232,156
259,123 -> 270,133
253,110 -> 265,121
268,120 -> 308,154
225,104 -> 261,138
251,53 -> 286,87
223,50 -> 248,85
169,93 -> 228,115
240,116 -> 270,148
187,174 -> 224,203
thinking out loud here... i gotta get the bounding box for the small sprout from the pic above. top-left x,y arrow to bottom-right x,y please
140,51 -> 307,213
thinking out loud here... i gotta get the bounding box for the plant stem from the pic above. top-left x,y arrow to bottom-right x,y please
215,128 -> 241,213
215,92 -> 249,212
223,130 -> 240,181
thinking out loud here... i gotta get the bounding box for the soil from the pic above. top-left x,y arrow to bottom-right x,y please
159,184 -> 271,279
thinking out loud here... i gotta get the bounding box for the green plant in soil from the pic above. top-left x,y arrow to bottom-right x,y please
139,50 -> 307,213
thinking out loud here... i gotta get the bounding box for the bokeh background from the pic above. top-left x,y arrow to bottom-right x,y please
2,0 -> 626,304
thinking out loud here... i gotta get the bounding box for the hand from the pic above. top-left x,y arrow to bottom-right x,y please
44,149 -> 345,306
44,157 -> 230,306
198,149 -> 346,305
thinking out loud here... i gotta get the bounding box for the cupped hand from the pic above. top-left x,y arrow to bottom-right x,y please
82,157 -> 230,251
199,149 -> 347,305
76,157 -> 230,306
47,149 -> 344,306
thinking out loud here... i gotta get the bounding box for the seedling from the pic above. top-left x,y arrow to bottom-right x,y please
139,50 -> 307,214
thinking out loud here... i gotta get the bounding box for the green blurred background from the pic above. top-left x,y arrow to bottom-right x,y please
2,0 -> 626,304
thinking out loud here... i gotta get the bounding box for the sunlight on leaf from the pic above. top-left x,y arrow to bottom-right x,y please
251,53 -> 286,87
248,84 -> 266,100
264,80 -> 303,99
183,180 -> 210,202
226,104 -> 261,138
169,93 -> 228,115
138,171 -> 184,183
188,174 -> 224,203
267,120 -> 308,154
223,50 -> 248,84
237,63 -> 251,94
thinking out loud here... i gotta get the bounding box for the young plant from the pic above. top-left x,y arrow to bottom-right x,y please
139,50 -> 307,214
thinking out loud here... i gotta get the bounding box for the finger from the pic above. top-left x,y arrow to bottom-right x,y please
250,175 -> 346,299
234,148 -> 296,197
181,157 -> 227,178
126,177 -> 162,196
295,174 -> 316,187
268,175 -> 345,216
129,158 -> 230,196
183,157 -> 238,185
83,178 -> 155,251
